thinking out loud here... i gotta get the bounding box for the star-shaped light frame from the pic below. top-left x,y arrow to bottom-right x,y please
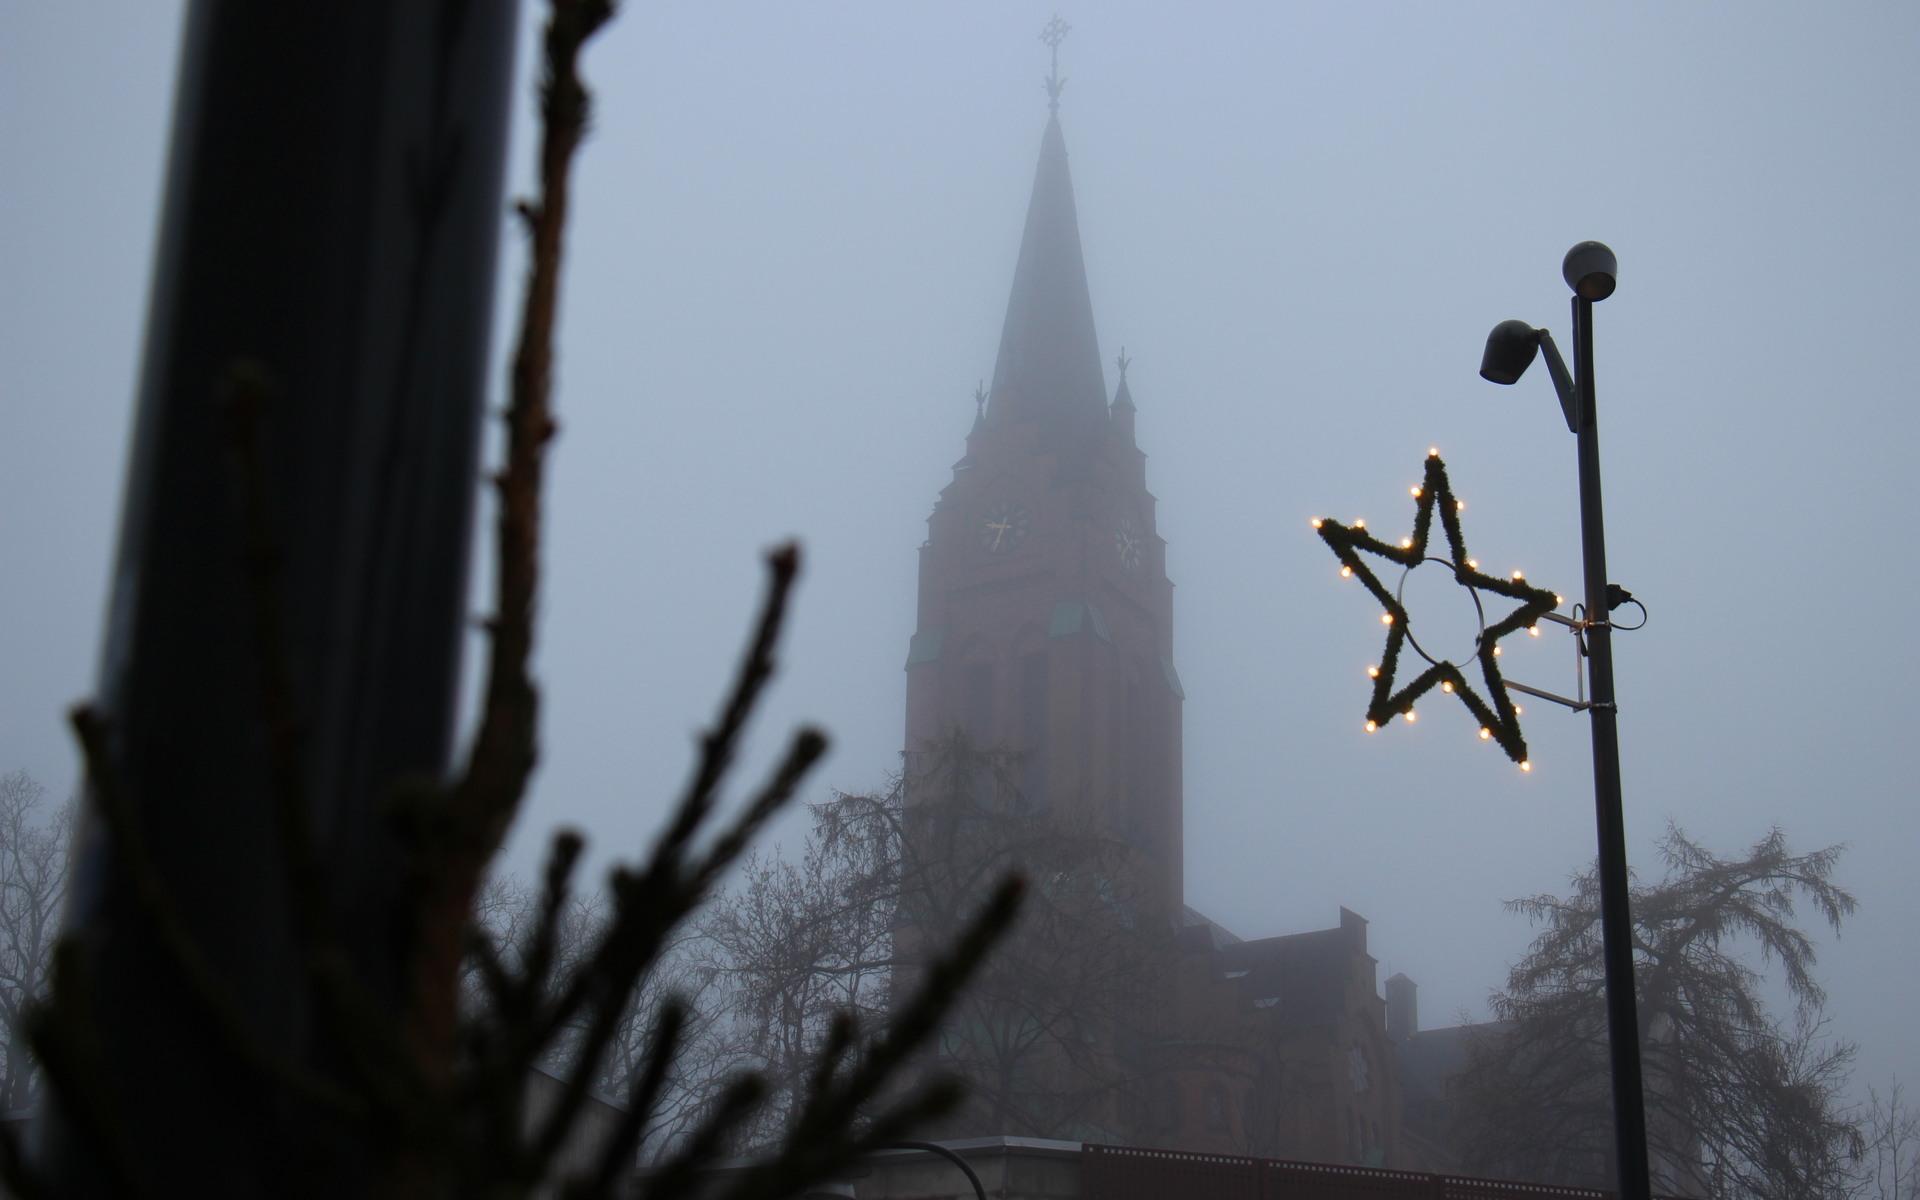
1314,452 -> 1558,766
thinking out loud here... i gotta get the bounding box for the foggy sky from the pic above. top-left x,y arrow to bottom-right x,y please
4,4 -> 1916,1103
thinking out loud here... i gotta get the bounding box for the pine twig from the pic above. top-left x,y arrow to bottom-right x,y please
400,0 -> 619,1115
531,546 -> 809,1057
656,543 -> 803,861
560,999 -> 689,1196
708,876 -> 1025,1200
523,829 -> 588,1009
533,723 -> 827,1138
530,675 -> 828,1176
640,1074 -> 771,1200
455,0 -> 619,842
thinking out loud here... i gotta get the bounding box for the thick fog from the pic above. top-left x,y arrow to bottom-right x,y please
4,2 -> 1915,1106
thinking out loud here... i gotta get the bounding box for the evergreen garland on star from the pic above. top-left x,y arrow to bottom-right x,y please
1314,451 -> 1558,767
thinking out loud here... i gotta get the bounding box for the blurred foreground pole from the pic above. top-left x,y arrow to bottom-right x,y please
41,2 -> 520,1192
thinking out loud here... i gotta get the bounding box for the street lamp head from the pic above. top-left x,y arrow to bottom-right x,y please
1562,241 -> 1617,301
1480,319 -> 1542,385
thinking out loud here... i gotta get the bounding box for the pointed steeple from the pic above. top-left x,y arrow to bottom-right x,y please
985,34 -> 1107,449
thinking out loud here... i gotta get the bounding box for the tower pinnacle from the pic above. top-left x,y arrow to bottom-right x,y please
1041,15 -> 1070,114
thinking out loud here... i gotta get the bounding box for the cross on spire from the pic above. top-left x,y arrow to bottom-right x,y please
1116,347 -> 1131,381
1040,15 -> 1070,113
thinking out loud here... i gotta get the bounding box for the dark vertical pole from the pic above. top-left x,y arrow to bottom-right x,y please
1572,295 -> 1653,1200
41,2 -> 519,1192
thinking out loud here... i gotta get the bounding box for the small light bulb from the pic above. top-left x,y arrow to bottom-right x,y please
1399,537 -> 1413,550
1410,486 -> 1422,498
1311,517 -> 1324,529
1456,499 -> 1466,512
1404,710 -> 1417,723
1528,625 -> 1540,637
1354,518 -> 1366,529
1441,680 -> 1454,693
1428,446 -> 1440,458
1478,727 -> 1492,740
1512,570 -> 1525,581
1365,720 -> 1378,733
1492,645 -> 1502,657
1381,612 -> 1394,625
1556,593 -> 1566,606
1366,665 -> 1380,678
1514,704 -> 1524,715
1519,761 -> 1533,773
1466,558 -> 1479,569
1340,565 -> 1353,578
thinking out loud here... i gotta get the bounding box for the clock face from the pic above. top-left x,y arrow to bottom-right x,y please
979,501 -> 1031,554
1114,519 -> 1143,571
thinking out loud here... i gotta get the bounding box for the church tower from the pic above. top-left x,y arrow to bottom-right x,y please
904,56 -> 1184,909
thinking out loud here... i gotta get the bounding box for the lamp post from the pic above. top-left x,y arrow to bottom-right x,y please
801,1141 -> 988,1200
1480,241 -> 1651,1200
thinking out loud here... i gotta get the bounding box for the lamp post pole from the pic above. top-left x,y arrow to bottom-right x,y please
1569,288 -> 1653,1200
1482,243 -> 1650,1200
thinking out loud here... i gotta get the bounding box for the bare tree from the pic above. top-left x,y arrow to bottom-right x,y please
0,771 -> 68,1114
1855,1080 -> 1920,1200
702,731 -> 1169,1145
1454,825 -> 1862,1199
697,791 -> 901,1148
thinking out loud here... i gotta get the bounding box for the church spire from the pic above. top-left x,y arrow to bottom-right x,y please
985,18 -> 1107,448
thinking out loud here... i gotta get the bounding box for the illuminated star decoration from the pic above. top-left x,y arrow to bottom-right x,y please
1313,451 -> 1558,767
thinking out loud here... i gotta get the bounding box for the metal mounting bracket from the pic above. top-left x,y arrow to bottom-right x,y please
1507,678 -> 1591,713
